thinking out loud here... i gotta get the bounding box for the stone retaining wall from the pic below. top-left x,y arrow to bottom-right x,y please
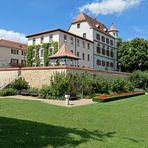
0,66 -> 131,88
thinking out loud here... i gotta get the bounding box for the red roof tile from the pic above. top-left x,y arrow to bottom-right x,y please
0,39 -> 27,51
72,13 -> 113,37
50,43 -> 80,59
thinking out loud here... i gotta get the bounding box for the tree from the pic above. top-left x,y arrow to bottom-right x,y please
118,38 -> 148,72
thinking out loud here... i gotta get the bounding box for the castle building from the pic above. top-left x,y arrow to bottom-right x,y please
26,13 -> 119,71
0,39 -> 27,68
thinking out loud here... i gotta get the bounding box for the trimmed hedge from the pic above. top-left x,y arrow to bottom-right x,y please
92,92 -> 145,103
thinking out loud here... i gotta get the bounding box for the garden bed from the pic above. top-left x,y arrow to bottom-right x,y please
92,91 -> 145,102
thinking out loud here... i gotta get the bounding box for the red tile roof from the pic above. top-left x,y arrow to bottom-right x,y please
72,13 -> 113,37
50,43 -> 80,59
0,39 -> 27,51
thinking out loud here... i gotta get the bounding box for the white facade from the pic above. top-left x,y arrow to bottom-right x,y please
68,17 -> 118,71
27,13 -> 119,71
0,40 -> 27,68
27,29 -> 93,68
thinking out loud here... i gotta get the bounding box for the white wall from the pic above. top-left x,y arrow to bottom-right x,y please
68,22 -> 93,41
0,46 -> 26,68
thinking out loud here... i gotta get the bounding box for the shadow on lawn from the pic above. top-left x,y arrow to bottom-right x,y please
0,117 -> 116,147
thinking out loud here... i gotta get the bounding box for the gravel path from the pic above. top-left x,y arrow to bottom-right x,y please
0,95 -> 96,107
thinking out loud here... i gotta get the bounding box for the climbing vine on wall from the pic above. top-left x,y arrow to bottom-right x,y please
42,43 -> 49,66
26,45 -> 34,67
53,42 -> 58,54
35,45 -> 40,66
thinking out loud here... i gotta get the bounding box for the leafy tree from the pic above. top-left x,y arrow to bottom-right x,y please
118,38 -> 148,72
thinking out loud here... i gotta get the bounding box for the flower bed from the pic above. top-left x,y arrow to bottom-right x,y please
92,91 -> 145,102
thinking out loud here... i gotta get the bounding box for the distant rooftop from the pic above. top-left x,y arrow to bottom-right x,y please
0,39 -> 27,50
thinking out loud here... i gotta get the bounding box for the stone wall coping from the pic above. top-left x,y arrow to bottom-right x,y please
0,66 -> 131,75
0,67 -> 20,71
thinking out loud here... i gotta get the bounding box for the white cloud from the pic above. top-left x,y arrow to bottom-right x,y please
0,29 -> 27,43
79,0 -> 143,15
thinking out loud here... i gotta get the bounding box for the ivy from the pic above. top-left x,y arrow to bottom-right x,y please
42,43 -> 49,66
53,42 -> 58,54
26,45 -> 34,67
35,45 -> 40,66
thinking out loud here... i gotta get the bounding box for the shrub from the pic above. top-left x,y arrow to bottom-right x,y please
109,77 -> 126,93
130,70 -> 148,88
123,81 -> 135,92
9,78 -> 29,91
92,76 -> 109,94
0,88 -> 17,96
50,73 -> 69,99
39,86 -> 51,99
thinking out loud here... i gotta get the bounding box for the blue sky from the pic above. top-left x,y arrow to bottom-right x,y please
0,0 -> 147,43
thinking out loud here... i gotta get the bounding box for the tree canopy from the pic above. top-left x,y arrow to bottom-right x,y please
118,38 -> 148,72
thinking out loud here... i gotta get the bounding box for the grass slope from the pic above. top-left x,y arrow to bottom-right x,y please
0,95 -> 148,148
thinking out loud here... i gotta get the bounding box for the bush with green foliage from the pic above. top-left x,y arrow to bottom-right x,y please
9,78 -> 29,91
0,88 -> 17,96
39,86 -> 51,99
109,77 -> 126,93
130,70 -> 148,88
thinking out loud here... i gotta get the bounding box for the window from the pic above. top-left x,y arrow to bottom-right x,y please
77,52 -> 80,57
49,34 -> 53,41
106,38 -> 109,44
87,54 -> 90,61
96,60 -> 101,65
83,33 -> 86,38
102,45 -> 105,55
40,49 -> 43,57
77,23 -> 80,28
21,60 -> 26,65
82,41 -> 85,48
33,38 -> 36,45
110,40 -> 113,46
11,59 -> 19,64
96,34 -> 100,40
11,49 -> 19,55
101,36 -> 105,42
110,62 -> 114,67
82,53 -> 85,60
21,51 -> 24,55
102,61 -> 105,66
64,34 -> 67,42
87,43 -> 90,49
106,49 -> 109,56
71,50 -> 73,53
41,36 -> 44,44
70,37 -> 73,44
106,61 -> 109,67
96,45 -> 101,54
111,49 -> 114,57
77,39 -> 79,46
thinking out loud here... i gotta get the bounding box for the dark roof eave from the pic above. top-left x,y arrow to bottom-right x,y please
26,28 -> 93,43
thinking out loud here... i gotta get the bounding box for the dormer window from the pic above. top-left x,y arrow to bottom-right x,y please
96,24 -> 100,28
77,23 -> 80,28
83,33 -> 86,38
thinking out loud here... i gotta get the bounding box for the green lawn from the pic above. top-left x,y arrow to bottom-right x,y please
0,95 -> 148,148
